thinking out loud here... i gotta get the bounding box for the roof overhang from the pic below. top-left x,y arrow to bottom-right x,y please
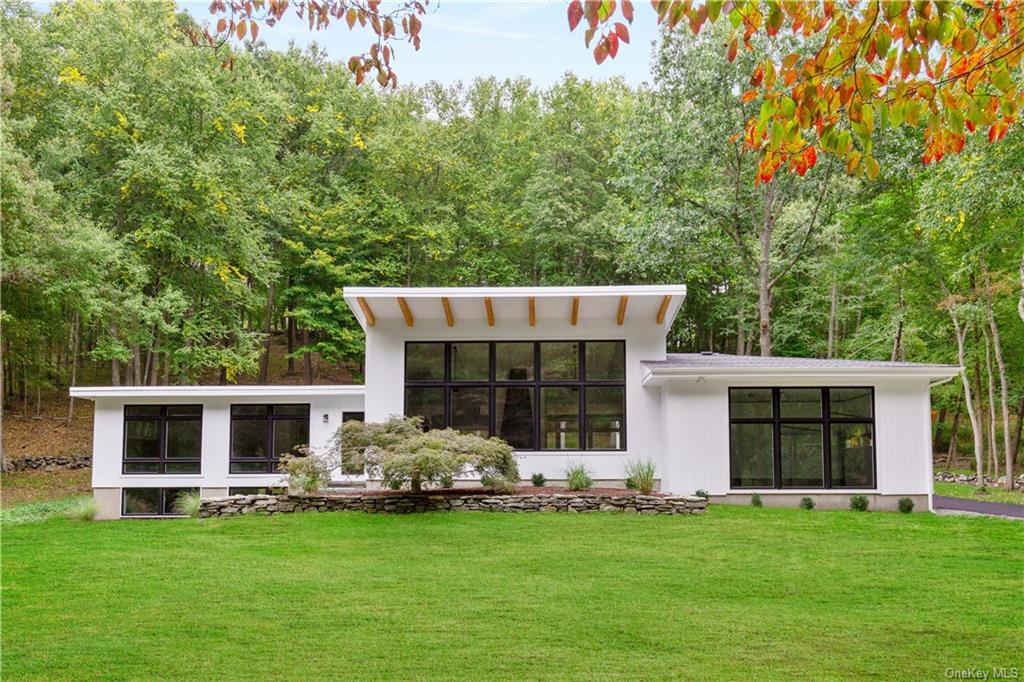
640,365 -> 962,387
69,385 -> 365,400
343,285 -> 687,331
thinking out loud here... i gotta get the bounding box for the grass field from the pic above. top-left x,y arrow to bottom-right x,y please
3,507 -> 1022,680
934,481 -> 1024,506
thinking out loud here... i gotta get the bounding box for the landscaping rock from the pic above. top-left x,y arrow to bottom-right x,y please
198,490 -> 709,518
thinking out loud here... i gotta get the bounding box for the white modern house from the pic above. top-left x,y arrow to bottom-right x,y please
71,285 -> 960,519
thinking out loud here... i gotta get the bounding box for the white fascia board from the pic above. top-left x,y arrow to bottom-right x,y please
640,366 -> 961,386
69,385 -> 365,400
343,284 -> 687,299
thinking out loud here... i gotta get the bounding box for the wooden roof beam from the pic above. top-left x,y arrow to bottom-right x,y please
617,295 -> 628,326
571,296 -> 579,326
655,295 -> 672,325
356,297 -> 376,327
484,297 -> 495,327
397,297 -> 414,327
528,297 -> 536,326
441,297 -> 454,327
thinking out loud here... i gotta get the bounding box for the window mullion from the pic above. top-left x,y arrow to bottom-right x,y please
772,388 -> 782,489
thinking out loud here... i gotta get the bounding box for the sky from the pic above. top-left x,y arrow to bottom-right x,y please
177,1 -> 661,87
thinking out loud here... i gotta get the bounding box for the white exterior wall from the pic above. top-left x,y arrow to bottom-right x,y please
90,392 -> 365,492
659,375 -> 935,502
363,315 -> 668,482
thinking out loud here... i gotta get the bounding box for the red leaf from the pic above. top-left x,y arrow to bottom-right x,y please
726,37 -> 738,63
614,22 -> 630,43
250,22 -> 259,40
622,0 -> 634,22
609,32 -> 620,58
594,38 -> 609,64
568,0 -> 584,31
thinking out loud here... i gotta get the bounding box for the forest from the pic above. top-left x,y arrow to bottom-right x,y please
2,1 -> 1022,479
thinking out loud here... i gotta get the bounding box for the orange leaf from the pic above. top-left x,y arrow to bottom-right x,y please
727,38 -> 738,63
236,19 -> 246,40
741,89 -> 759,103
216,17 -> 227,33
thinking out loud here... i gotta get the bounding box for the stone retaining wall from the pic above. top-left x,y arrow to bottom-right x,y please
934,471 -> 1024,488
198,492 -> 708,517
7,455 -> 92,471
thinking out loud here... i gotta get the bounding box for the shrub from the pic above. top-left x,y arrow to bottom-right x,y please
623,458 -> 657,494
799,497 -> 815,510
279,445 -> 332,493
64,497 -> 98,522
695,489 -> 708,499
171,490 -> 202,518
850,494 -> 870,512
897,497 -> 915,514
531,472 -> 546,487
338,417 -> 519,493
751,493 -> 763,507
439,473 -> 455,489
565,463 -> 593,491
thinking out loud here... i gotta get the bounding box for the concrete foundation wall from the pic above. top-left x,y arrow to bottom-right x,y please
711,493 -> 929,512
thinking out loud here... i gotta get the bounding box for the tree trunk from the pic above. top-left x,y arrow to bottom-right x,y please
985,267 -> 1014,490
932,408 -> 947,454
972,354 -> 986,480
303,328 -> 313,384
258,281 -> 276,384
983,329 -> 999,480
827,283 -> 838,359
945,408 -> 961,470
1018,250 -> 1024,323
287,309 -> 296,376
756,182 -> 776,357
949,309 -> 984,487
890,286 -> 904,361
67,312 -> 80,426
1011,397 -> 1024,469
0,351 -> 5,473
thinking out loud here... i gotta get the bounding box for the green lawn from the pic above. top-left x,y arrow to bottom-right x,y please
934,481 -> 1024,506
3,507 -> 1022,680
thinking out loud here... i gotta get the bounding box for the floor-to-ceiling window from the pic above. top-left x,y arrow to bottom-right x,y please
405,341 -> 625,451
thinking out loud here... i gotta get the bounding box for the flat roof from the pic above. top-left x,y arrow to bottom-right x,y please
641,353 -> 961,383
69,385 -> 365,400
343,285 -> 687,331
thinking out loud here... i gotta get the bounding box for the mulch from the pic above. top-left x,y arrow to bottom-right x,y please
323,486 -> 668,498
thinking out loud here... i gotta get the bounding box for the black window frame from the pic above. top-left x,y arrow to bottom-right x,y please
121,487 -> 198,517
404,340 -> 626,451
728,386 -> 876,490
122,405 -> 203,475
229,404 -> 311,474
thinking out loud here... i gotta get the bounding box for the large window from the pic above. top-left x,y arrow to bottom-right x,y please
123,405 -> 202,474
229,404 -> 310,474
122,488 -> 198,516
404,341 -> 625,451
729,387 -> 875,489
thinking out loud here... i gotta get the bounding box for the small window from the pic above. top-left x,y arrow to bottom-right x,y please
450,386 -> 489,438
729,388 -> 772,419
540,342 -> 579,380
830,388 -> 873,419
779,423 -> 824,487
495,343 -> 534,381
123,405 -> 202,475
122,488 -> 197,517
451,342 -> 489,381
780,389 -> 821,419
495,386 -> 534,449
406,343 -> 445,381
830,423 -> 874,487
729,423 -> 774,488
229,404 -> 309,474
540,387 -> 580,450
584,386 -> 624,449
585,341 -> 625,381
405,386 -> 445,430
